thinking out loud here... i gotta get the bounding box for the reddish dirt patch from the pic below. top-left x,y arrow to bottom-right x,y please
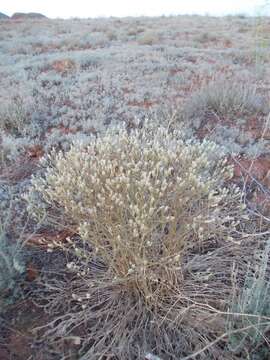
229,155 -> 270,215
47,124 -> 97,137
122,86 -> 133,94
26,144 -> 45,159
51,59 -> 76,74
169,68 -> 185,76
0,157 -> 39,184
0,144 -> 45,183
128,100 -> 158,108
0,300 -> 51,360
252,190 -> 270,215
26,262 -> 40,282
25,229 -> 77,249
231,155 -> 270,186
57,124 -> 78,135
8,331 -> 33,359
47,124 -> 77,136
223,39 -> 232,48
245,116 -> 270,140
0,348 -> 9,359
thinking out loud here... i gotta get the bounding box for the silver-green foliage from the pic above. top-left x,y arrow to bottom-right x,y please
0,199 -> 26,311
227,240 -> 270,357
0,234 -> 25,309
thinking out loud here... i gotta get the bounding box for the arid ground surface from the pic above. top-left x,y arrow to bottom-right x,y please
0,15 -> 269,359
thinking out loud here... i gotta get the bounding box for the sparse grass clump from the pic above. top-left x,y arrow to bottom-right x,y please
182,79 -> 269,128
25,123 -> 264,359
0,96 -> 31,136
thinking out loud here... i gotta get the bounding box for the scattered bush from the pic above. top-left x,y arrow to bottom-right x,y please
0,132 -> 33,166
207,125 -> 269,157
182,79 -> 269,127
0,96 -> 31,136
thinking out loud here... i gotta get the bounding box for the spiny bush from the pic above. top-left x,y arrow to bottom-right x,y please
26,123 -> 259,359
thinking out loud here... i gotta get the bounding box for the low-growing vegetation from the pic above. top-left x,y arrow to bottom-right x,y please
0,13 -> 269,360
182,79 -> 269,124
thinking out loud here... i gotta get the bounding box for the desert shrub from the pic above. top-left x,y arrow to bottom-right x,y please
25,123 -> 261,359
207,125 -> 269,157
182,79 -> 269,128
27,123 -> 240,297
0,91 -> 44,139
179,78 -> 269,156
0,95 -> 31,136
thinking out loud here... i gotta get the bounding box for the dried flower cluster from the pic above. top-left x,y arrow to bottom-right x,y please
27,123 -> 243,302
